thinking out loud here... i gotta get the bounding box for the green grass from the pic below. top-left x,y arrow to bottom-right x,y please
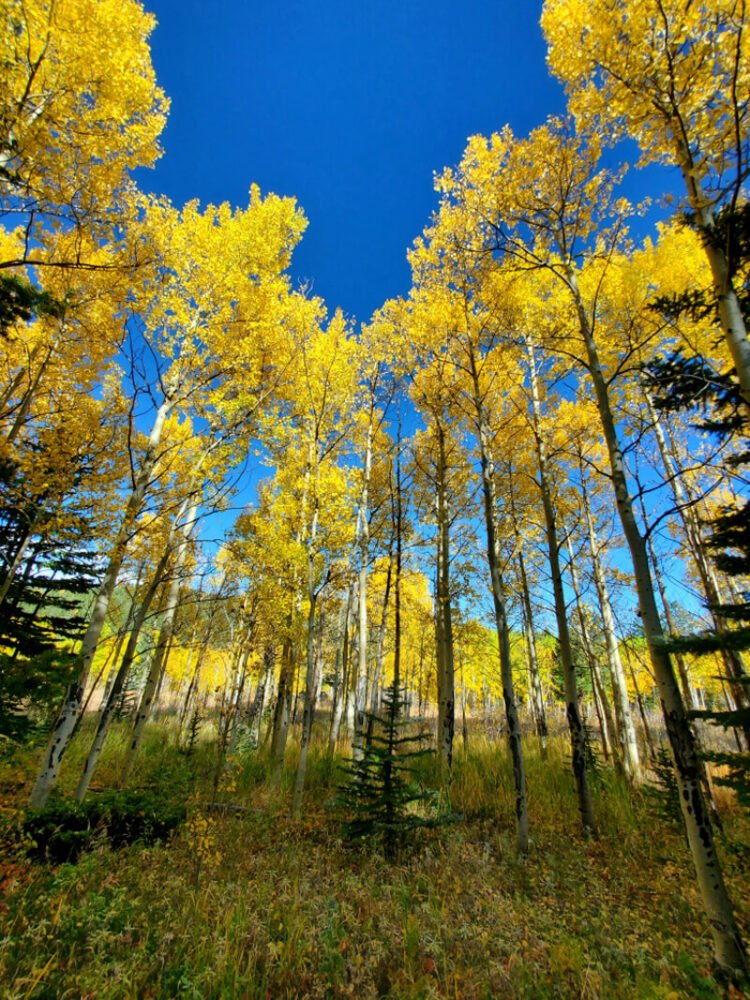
0,721 -> 748,998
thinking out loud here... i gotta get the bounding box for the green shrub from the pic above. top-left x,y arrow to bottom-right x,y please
23,790 -> 186,863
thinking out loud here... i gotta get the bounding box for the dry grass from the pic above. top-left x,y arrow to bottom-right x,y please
0,723 -> 748,998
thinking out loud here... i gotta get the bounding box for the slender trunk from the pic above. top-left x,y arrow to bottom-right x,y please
624,646 -> 656,761
382,429 -> 404,861
644,391 -> 750,743
226,642 -> 252,757
676,155 -> 750,411
246,645 -> 274,744
564,534 -> 618,769
74,549 -> 171,800
526,338 -> 593,830
368,550 -> 393,723
579,466 -> 641,781
6,342 -> 55,445
120,503 -> 197,784
292,588 -> 320,817
29,395 -> 175,808
328,583 -> 353,754
0,510 -> 38,609
434,421 -> 455,769
516,547 -> 548,754
352,419 -> 373,760
468,345 -> 528,849
569,269 -> 746,973
292,480 -> 322,815
271,633 -> 295,773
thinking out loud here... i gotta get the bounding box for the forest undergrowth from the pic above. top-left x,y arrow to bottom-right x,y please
1,721 -> 748,1000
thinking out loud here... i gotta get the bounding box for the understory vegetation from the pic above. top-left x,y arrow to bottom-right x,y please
1,720 -> 749,1000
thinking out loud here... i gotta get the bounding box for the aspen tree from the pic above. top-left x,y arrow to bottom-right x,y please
0,0 -> 167,259
410,370 -> 459,771
121,503 -> 199,783
405,230 -> 531,841
542,0 -> 750,411
442,117 -> 746,974
29,192 -> 307,808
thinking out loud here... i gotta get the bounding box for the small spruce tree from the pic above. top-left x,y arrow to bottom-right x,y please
335,679 -> 435,859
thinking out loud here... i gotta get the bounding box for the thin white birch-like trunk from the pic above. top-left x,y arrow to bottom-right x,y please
526,338 -> 593,829
248,646 -> 275,745
120,503 -> 197,784
271,634 -> 295,773
578,468 -> 640,782
564,535 -> 617,768
0,511 -> 38,609
74,545 -> 173,800
643,391 -> 750,745
514,539 -> 548,754
568,267 -> 746,975
5,339 -> 56,446
352,418 -> 373,761
367,547 -> 393,732
675,152 -> 750,411
292,481 -> 321,816
29,394 -> 175,808
467,346 -> 528,850
502,444 -> 543,754
328,582 -> 354,754
434,420 -> 455,770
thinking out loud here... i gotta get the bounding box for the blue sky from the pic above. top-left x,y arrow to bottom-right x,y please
137,1 -> 695,623
138,1 -> 570,325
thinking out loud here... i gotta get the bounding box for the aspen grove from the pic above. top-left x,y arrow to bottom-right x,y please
1,1 -> 749,997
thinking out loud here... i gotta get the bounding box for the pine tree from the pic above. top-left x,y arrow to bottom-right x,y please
0,455 -> 101,745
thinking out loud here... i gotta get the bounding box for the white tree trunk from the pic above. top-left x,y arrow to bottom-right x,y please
568,267 -> 746,975
578,472 -> 641,782
29,395 -> 175,808
120,503 -> 197,784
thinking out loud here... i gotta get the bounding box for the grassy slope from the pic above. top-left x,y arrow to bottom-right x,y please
0,724 -> 748,999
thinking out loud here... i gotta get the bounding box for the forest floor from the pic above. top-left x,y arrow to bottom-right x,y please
0,722 -> 749,999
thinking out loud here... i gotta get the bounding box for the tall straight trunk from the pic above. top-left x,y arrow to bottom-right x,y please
178,646 -> 201,734
0,341 -> 43,418
644,391 -> 750,746
352,418 -> 373,761
292,590 -> 321,816
293,487 -> 323,816
226,642 -> 252,757
516,547 -> 548,754
29,394 -> 175,808
568,268 -> 746,974
434,421 -> 455,769
578,465 -> 641,782
467,346 -> 528,849
637,492 -> 723,823
271,633 -> 295,773
120,504 -> 197,785
564,535 -> 618,769
623,645 -> 657,762
590,671 -> 612,762
368,549 -> 393,718
328,583 -> 354,754
526,338 -> 593,830
245,645 -> 274,744
675,153 -> 750,411
74,548 -> 172,800
99,566 -> 146,711
6,341 -> 56,446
